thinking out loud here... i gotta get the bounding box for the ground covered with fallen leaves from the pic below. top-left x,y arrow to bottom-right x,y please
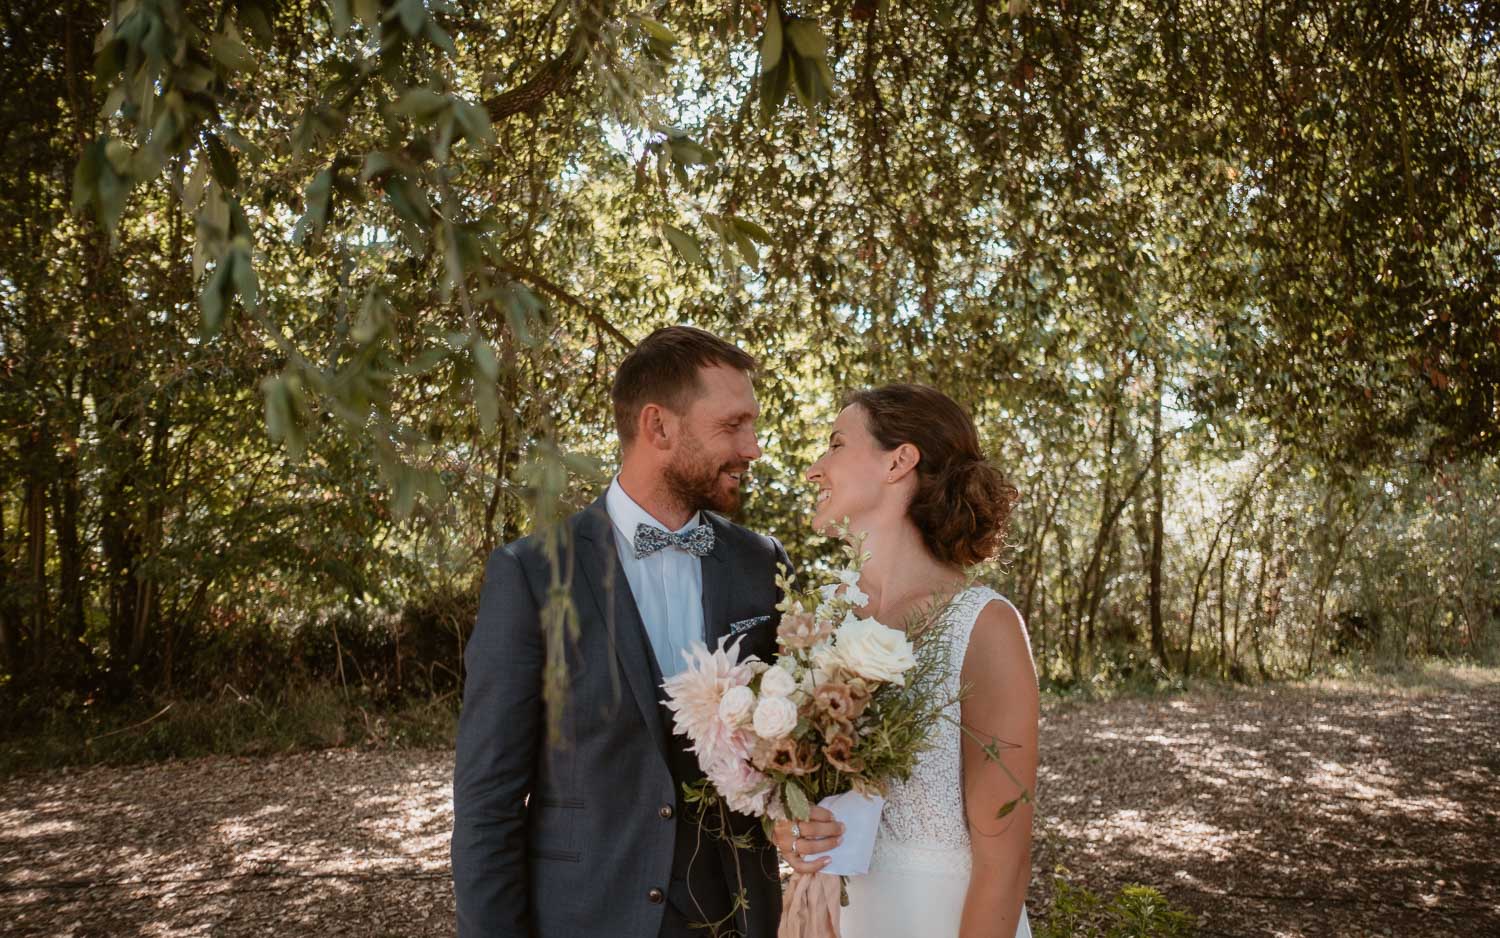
4,667 -> 1496,937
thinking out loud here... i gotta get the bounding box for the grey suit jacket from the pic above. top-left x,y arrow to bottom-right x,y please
452,493 -> 788,938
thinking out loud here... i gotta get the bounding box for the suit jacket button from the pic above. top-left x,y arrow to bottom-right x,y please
648,887 -> 665,904
659,804 -> 674,820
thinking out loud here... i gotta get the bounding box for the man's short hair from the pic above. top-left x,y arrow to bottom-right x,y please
611,326 -> 758,445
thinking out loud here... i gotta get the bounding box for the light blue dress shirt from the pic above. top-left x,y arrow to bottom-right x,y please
605,477 -> 707,680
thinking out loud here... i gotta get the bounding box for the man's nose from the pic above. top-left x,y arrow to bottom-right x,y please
744,432 -> 763,462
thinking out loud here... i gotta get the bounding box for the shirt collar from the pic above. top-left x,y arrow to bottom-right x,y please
606,477 -> 701,545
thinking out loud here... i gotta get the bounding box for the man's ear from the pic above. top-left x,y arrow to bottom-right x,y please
887,443 -> 921,482
640,403 -> 675,451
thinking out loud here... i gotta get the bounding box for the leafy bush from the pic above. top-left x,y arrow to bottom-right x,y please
1035,869 -> 1198,938
0,682 -> 459,776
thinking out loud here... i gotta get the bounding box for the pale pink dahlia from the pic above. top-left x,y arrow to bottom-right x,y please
705,744 -> 773,818
662,637 -> 759,767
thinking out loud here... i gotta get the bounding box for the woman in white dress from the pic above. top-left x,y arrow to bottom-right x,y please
772,384 -> 1037,938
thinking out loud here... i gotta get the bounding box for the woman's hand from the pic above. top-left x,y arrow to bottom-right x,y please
771,806 -> 844,874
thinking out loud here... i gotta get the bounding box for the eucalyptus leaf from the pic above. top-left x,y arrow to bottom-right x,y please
393,88 -> 450,120
637,17 -> 679,45
784,19 -> 826,60
662,224 -> 706,268
783,782 -> 810,821
330,0 -> 352,37
209,31 -> 259,74
761,4 -> 784,72
472,340 -> 501,382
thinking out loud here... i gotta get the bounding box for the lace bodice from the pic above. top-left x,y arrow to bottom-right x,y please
871,586 -> 1011,874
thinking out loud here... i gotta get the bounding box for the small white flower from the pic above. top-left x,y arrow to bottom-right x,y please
797,667 -> 820,694
718,685 -> 756,726
836,569 -> 870,607
752,695 -> 800,739
759,664 -> 797,699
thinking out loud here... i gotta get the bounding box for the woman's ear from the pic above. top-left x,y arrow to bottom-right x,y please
887,443 -> 921,482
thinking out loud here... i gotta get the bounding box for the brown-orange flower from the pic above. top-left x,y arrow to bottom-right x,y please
766,736 -> 818,776
822,731 -> 865,774
812,680 -> 871,723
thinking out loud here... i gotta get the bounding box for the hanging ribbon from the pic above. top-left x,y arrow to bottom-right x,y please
778,871 -> 842,938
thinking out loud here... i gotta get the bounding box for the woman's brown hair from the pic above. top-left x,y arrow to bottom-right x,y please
844,384 -> 1019,567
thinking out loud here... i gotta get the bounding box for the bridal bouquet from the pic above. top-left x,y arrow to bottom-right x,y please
662,533 -> 959,937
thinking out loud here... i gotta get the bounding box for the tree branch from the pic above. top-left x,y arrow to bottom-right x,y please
482,1 -> 609,123
499,261 -> 634,350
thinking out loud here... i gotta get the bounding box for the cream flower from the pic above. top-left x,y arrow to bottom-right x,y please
752,695 -> 800,739
830,615 -> 916,685
759,664 -> 797,699
662,636 -> 757,765
718,685 -> 756,726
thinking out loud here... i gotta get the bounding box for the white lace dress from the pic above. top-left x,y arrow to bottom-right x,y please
841,586 -> 1033,938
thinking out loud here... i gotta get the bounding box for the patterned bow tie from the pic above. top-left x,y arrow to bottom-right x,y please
633,522 -> 715,559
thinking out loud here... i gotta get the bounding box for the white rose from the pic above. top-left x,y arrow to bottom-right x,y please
759,664 -> 797,699
751,695 -> 800,740
832,616 -> 916,685
718,685 -> 756,726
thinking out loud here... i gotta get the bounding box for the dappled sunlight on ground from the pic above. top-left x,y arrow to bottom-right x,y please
0,751 -> 455,936
2,669 -> 1495,936
1032,672 -> 1500,936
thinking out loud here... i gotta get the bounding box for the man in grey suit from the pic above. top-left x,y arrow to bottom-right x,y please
453,326 -> 788,937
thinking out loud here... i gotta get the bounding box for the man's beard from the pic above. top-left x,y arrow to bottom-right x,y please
663,435 -> 745,517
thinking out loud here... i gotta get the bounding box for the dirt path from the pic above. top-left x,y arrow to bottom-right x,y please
4,669 -> 1497,937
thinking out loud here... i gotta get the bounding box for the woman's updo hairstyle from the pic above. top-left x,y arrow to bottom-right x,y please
844,384 -> 1019,568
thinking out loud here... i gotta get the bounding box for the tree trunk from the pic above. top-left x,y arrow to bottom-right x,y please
0,500 -> 18,671
1216,531 -> 1232,678
1081,386 -> 1121,660
98,400 -> 143,671
1037,577 -> 1050,682
1148,364 -> 1168,669
25,473 -> 48,669
128,399 -> 171,675
1185,452 -> 1284,677
52,411 -> 86,646
1304,493 -> 1372,675
1230,536 -> 1251,673
1022,453 -> 1083,627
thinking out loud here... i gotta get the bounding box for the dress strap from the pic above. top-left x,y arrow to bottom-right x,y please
947,585 -> 1022,676
943,586 -> 988,676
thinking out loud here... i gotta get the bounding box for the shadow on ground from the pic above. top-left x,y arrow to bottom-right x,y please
2,667 -> 1496,937
0,750 -> 455,937
1030,668 -> 1500,937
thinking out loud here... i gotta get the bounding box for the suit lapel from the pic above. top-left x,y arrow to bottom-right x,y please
574,496 -> 672,766
700,513 -> 731,650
